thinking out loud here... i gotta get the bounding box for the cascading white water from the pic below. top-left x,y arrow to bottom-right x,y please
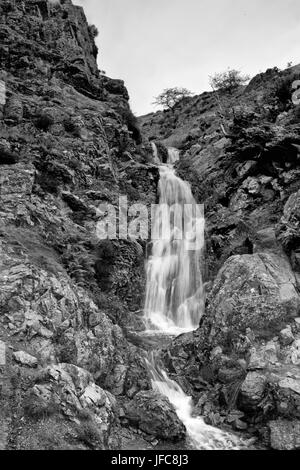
151,142 -> 161,164
144,147 -> 245,450
167,147 -> 181,164
146,356 -> 242,450
144,148 -> 205,335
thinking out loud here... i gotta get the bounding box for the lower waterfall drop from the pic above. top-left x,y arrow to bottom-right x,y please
143,147 -> 244,450
146,355 -> 242,450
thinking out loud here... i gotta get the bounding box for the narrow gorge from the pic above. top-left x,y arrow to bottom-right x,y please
143,147 -> 244,449
1,0 -> 300,453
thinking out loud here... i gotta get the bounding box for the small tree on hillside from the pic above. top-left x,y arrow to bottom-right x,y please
209,69 -> 250,94
88,24 -> 99,38
153,87 -> 193,111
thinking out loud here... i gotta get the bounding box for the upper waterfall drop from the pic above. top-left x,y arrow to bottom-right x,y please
144,147 -> 205,334
151,142 -> 161,164
167,147 -> 180,164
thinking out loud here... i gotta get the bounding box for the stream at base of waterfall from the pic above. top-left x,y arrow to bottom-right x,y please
142,145 -> 248,450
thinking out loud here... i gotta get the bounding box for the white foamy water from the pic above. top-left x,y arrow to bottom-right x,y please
167,147 -> 180,164
143,147 -> 245,450
146,356 -> 243,450
144,149 -> 205,334
151,142 -> 161,164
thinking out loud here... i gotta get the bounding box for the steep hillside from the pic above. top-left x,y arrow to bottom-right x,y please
0,0 -> 159,450
1,0 -> 300,452
142,66 -> 300,449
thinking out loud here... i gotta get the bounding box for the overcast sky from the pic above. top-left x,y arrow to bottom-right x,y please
75,0 -> 300,116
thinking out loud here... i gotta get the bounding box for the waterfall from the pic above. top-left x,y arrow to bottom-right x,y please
144,146 -> 244,450
145,147 -> 205,334
151,142 -> 161,164
146,354 -> 242,450
167,147 -> 180,164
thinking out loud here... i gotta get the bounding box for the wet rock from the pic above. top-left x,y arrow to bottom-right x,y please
269,419 -> 300,450
13,351 -> 38,368
234,419 -> 248,431
124,390 -> 186,441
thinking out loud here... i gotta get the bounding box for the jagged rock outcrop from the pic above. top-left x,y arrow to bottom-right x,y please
24,363 -> 117,446
206,252 -> 300,346
0,0 -> 156,450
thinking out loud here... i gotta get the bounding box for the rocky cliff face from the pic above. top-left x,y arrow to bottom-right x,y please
142,66 -> 300,449
2,0 -> 300,452
0,0 -> 163,450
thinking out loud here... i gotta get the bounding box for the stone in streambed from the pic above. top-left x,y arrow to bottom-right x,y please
124,390 -> 186,441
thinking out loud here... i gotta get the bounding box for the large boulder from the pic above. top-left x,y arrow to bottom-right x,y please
207,252 -> 300,346
124,390 -> 186,441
